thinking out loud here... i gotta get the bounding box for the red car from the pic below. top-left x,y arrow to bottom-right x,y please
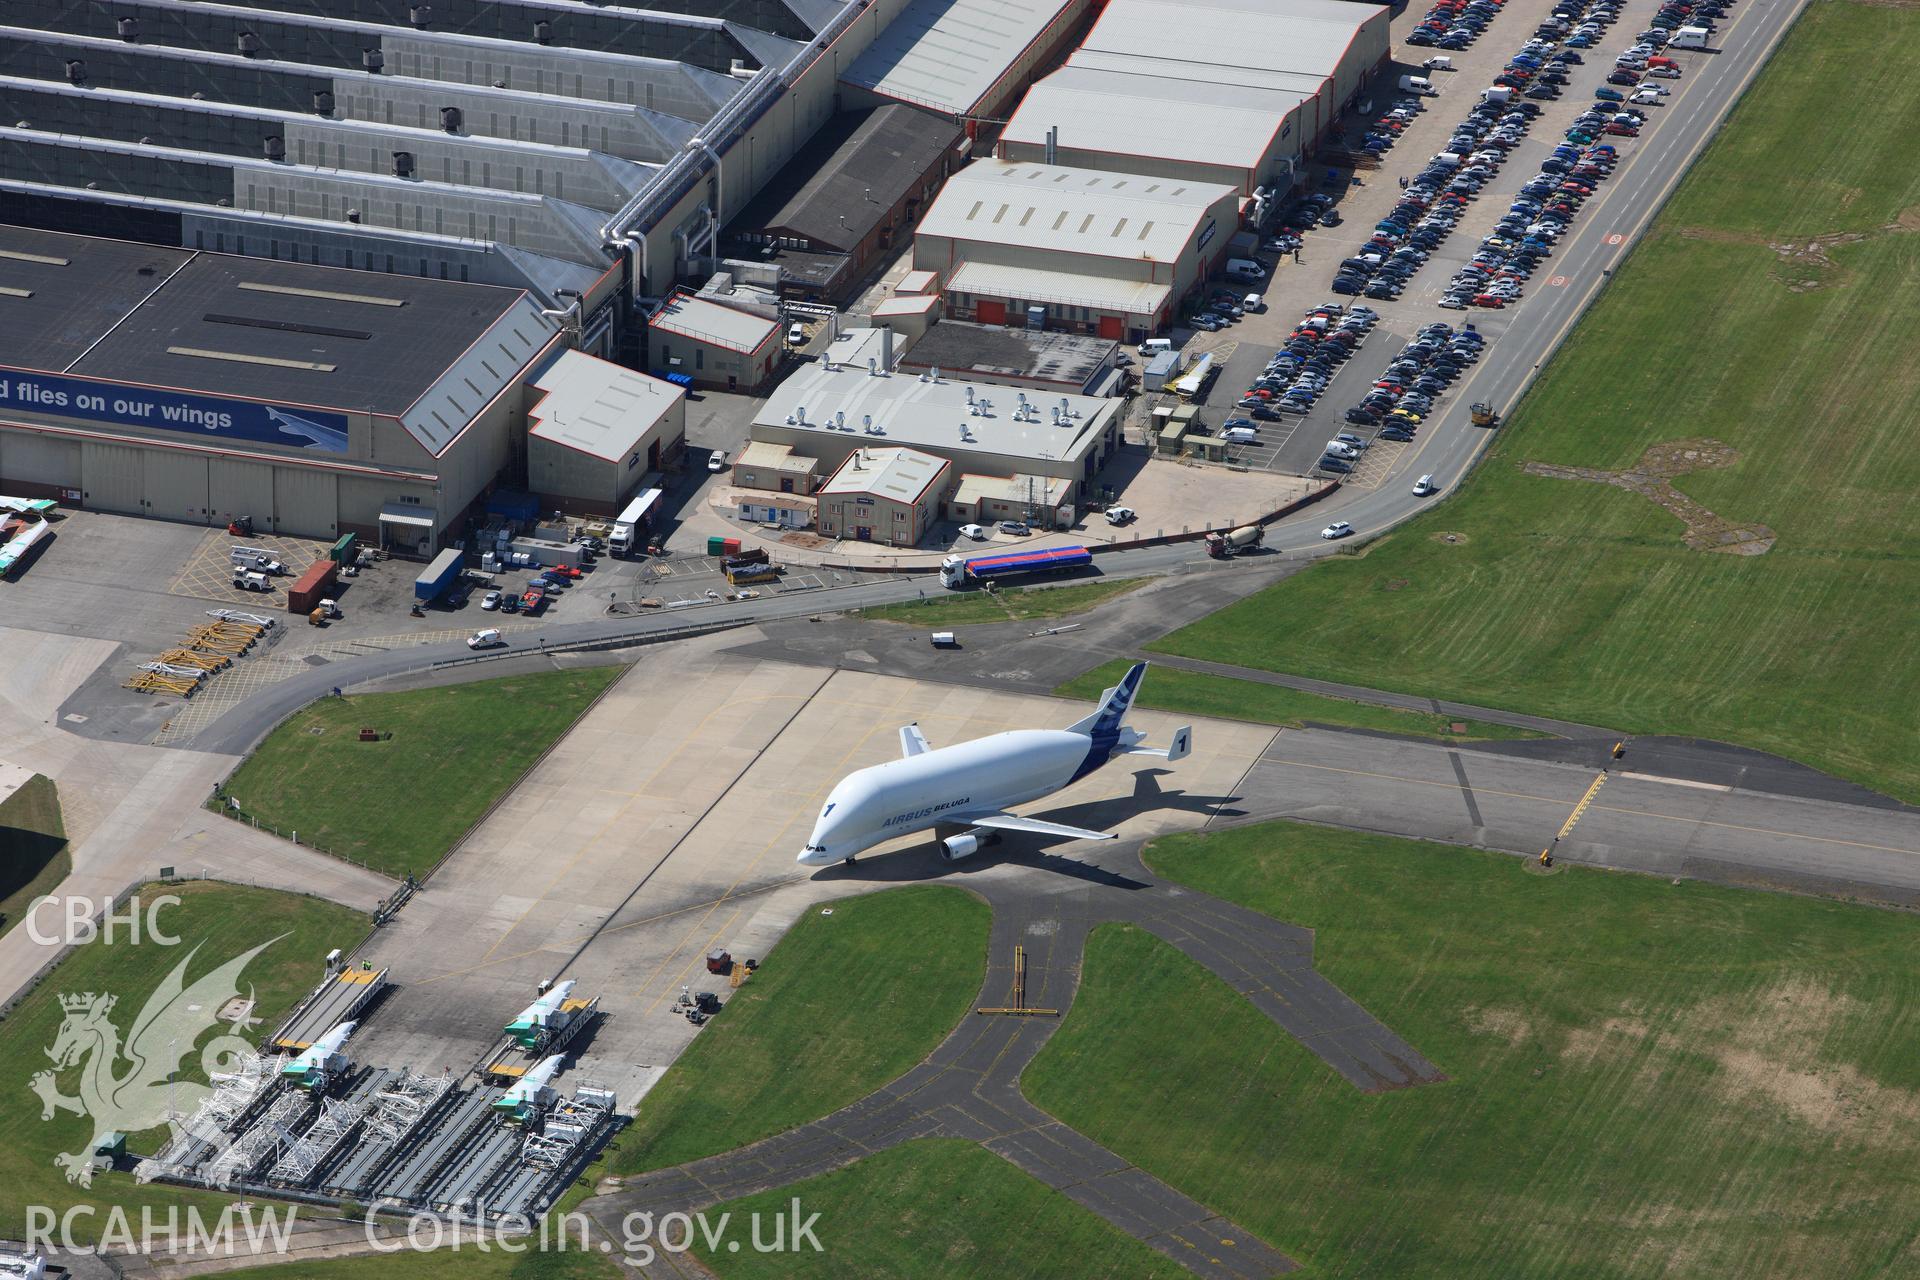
1603,122 -> 1639,136
1472,294 -> 1507,308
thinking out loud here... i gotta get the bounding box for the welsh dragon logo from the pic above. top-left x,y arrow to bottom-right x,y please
30,937 -> 283,1185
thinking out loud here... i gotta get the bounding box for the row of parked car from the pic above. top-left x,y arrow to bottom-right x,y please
1359,93 -> 1443,161
1406,0 -> 1509,50
1321,323 -> 1485,475
1216,304 -> 1381,442
1438,0 -> 1728,306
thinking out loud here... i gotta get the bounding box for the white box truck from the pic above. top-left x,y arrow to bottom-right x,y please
1669,25 -> 1710,47
608,486 -> 665,557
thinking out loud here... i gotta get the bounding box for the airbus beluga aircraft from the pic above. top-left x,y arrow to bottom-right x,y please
797,662 -> 1191,867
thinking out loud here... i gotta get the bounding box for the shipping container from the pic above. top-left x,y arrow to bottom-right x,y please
706,535 -> 729,556
414,548 -> 464,601
722,547 -> 769,569
286,560 -> 339,613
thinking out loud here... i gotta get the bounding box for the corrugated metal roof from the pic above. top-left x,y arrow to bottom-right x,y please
918,160 -> 1234,264
1066,48 -> 1331,96
527,349 -> 684,463
842,0 -> 1082,116
1003,63 -> 1315,171
650,292 -> 781,353
1084,0 -> 1384,81
947,260 -> 1171,316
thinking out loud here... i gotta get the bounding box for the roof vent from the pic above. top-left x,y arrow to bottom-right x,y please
440,107 -> 463,134
313,89 -> 335,115
116,16 -> 139,42
236,31 -> 262,56
346,208 -> 362,223
795,406 -> 806,424
363,47 -> 384,73
835,410 -> 845,430
263,135 -> 285,161
409,4 -> 431,27
64,59 -> 86,85
392,151 -> 415,178
532,19 -> 552,43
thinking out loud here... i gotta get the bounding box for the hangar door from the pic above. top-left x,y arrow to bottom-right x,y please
81,441 -> 145,514
145,451 -> 210,525
1098,315 -> 1124,340
0,432 -> 80,489
274,465 -> 338,538
209,457 -> 275,528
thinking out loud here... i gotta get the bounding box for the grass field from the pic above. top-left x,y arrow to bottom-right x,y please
856,577 -> 1141,626
218,666 -> 624,879
1156,0 -> 1920,802
604,886 -> 988,1176
0,772 -> 68,938
694,1141 -> 1189,1279
0,882 -> 368,1241
1060,660 -> 1546,742
218,1246 -> 619,1279
1017,821 -> 1920,1277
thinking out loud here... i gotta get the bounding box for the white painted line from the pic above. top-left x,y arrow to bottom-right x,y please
1616,771 -> 1732,793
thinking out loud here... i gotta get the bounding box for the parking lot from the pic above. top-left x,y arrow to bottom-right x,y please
1145,0 -> 1723,495
169,528 -> 338,605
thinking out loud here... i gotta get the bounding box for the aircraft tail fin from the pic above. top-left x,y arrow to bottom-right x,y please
1068,661 -> 1147,739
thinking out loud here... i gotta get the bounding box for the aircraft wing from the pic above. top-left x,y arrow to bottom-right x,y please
899,724 -> 931,757
961,812 -> 1116,842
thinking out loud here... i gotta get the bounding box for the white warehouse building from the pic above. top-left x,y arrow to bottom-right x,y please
1000,0 -> 1392,200
912,159 -> 1241,344
749,328 -> 1122,502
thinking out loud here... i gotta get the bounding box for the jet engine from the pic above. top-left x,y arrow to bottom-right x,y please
940,828 -> 999,862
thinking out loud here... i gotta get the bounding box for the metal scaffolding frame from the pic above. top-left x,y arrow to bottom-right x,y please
366,1071 -> 454,1143
271,1095 -> 368,1183
205,1090 -> 308,1189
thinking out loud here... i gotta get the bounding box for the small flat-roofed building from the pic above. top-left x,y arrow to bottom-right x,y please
737,490 -> 816,530
525,351 -> 687,515
870,293 -> 942,343
913,159 -> 1241,343
751,328 -> 1122,501
730,441 -> 820,495
897,269 -> 940,295
897,321 -> 1119,396
728,105 -> 965,303
949,472 -> 1073,527
0,224 -> 561,552
648,292 -> 783,392
816,446 -> 950,546
843,0 -> 1093,121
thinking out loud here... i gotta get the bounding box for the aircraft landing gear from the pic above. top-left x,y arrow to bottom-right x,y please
843,854 -> 858,866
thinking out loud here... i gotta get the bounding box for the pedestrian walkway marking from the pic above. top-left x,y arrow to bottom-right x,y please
1557,771 -> 1609,840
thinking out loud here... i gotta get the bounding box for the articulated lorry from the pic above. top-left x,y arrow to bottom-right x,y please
940,544 -> 1093,589
609,486 -> 666,557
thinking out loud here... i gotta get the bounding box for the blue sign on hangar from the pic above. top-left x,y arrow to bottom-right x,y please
0,368 -> 352,454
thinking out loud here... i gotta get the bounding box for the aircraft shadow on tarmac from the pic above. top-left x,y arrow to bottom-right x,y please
812,770 -> 1244,889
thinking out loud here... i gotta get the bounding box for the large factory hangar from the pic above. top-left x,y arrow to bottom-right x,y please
0,225 -> 561,551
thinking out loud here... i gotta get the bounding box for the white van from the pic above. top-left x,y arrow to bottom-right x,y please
1224,258 -> 1265,281
1222,426 -> 1258,444
1140,337 -> 1173,356
1398,75 -> 1436,95
1423,55 -> 1454,71
1413,474 -> 1438,497
1668,25 -> 1710,47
